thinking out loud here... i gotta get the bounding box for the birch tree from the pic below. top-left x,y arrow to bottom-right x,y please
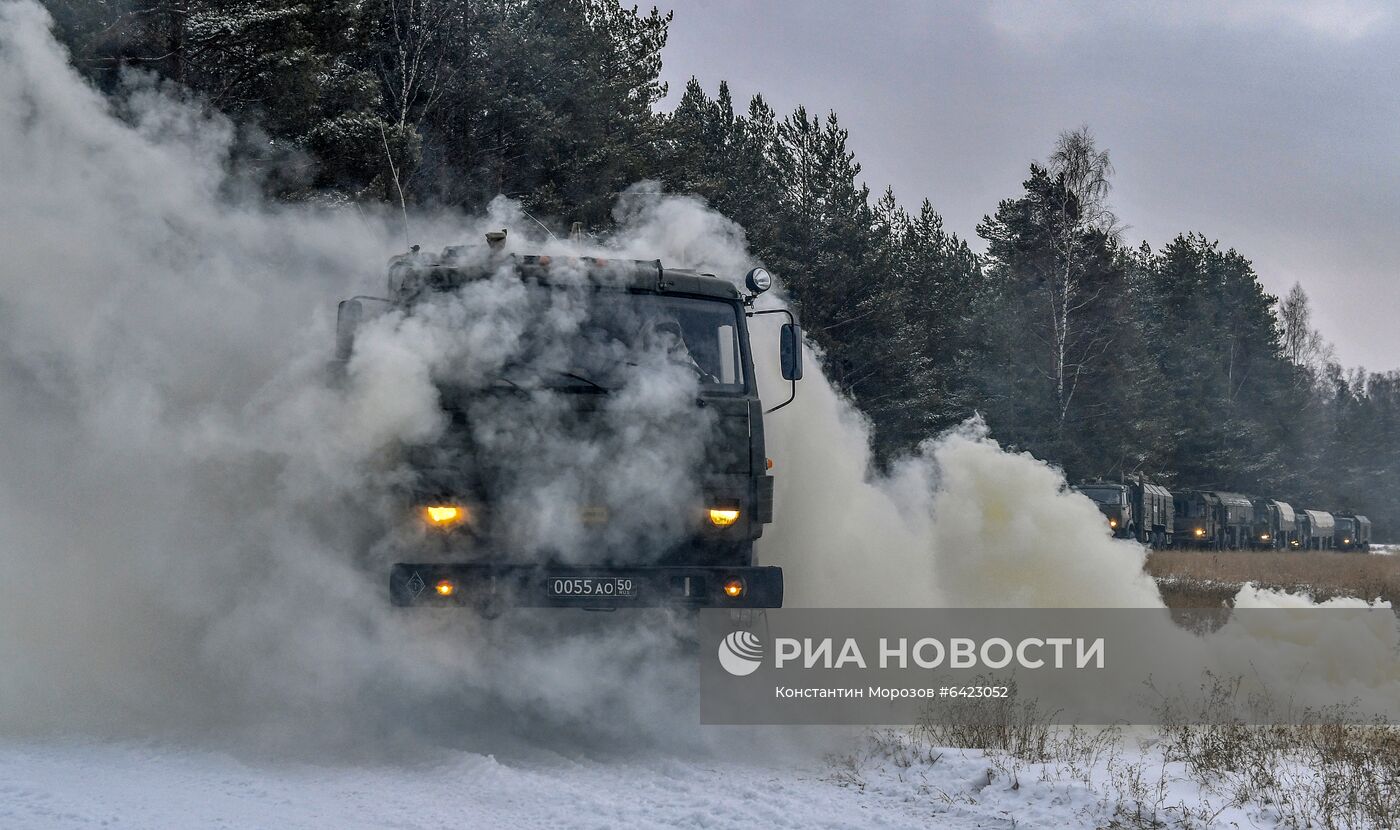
375,0 -> 461,132
1043,126 -> 1118,424
1277,281 -> 1335,376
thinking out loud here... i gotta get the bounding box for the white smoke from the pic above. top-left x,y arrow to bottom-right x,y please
0,0 -> 712,747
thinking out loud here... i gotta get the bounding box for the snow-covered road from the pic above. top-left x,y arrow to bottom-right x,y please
0,739 -> 1002,829
18,728 -> 1258,830
0,726 -> 1316,829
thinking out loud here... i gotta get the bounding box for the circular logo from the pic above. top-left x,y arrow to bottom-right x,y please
717,630 -> 764,676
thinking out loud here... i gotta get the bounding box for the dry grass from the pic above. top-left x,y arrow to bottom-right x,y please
1157,673 -> 1400,828
1146,550 -> 1400,607
850,674 -> 1400,828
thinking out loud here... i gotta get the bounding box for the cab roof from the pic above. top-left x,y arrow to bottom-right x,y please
1211,491 -> 1254,509
1258,499 -> 1296,523
387,246 -> 741,304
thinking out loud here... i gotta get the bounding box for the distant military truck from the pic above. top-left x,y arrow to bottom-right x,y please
1073,482 -> 1133,539
1298,509 -> 1336,550
1334,514 -> 1371,551
1074,479 -> 1173,546
1212,492 -> 1255,550
1136,480 -> 1175,548
1251,498 -> 1297,550
1174,491 -> 1222,549
335,233 -> 804,612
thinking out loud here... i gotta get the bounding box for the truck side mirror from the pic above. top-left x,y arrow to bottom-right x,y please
336,299 -> 363,361
780,323 -> 803,381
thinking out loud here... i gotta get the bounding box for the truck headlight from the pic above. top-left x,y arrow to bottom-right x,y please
1194,528 -> 1205,537
423,504 -> 468,528
1109,519 -> 1118,529
708,507 -> 741,527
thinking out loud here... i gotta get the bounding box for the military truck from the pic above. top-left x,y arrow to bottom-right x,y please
334,232 -> 803,612
1134,479 -> 1175,548
1298,509 -> 1336,550
1073,482 -> 1133,538
1073,479 -> 1173,546
1251,498 -> 1297,550
1212,492 -> 1255,550
1335,514 -> 1371,551
1174,491 -> 1222,549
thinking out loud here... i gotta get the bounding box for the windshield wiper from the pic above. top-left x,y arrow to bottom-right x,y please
491,376 -> 530,394
554,370 -> 610,394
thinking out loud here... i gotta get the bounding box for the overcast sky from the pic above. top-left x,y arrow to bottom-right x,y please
657,0 -> 1400,372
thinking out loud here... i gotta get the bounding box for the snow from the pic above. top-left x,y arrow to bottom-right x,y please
0,736 -> 1168,829
0,734 -> 1282,829
0,739 -> 947,830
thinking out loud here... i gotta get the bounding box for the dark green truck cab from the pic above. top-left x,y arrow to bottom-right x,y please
334,234 -> 801,613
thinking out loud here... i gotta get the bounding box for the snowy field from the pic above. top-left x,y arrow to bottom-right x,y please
0,732 -> 1310,829
0,738 -> 1013,829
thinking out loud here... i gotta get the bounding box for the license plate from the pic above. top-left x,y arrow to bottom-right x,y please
546,576 -> 637,598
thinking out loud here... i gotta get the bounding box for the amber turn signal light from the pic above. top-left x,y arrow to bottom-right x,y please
708,507 -> 740,527
423,504 -> 467,527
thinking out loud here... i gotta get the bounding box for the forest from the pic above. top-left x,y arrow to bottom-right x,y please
43,0 -> 1400,536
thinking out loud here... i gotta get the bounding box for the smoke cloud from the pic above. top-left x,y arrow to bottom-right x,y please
0,2 -> 808,751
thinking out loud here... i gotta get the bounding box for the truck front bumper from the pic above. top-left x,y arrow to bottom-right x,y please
390,563 -> 784,609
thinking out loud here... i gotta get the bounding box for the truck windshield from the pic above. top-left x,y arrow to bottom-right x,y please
500,289 -> 746,394
1078,486 -> 1124,505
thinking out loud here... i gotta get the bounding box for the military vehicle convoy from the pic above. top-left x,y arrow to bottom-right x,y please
1075,479 -> 1370,552
334,232 -> 804,611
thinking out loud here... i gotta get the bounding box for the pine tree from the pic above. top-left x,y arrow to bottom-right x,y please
1137,234 -> 1293,491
